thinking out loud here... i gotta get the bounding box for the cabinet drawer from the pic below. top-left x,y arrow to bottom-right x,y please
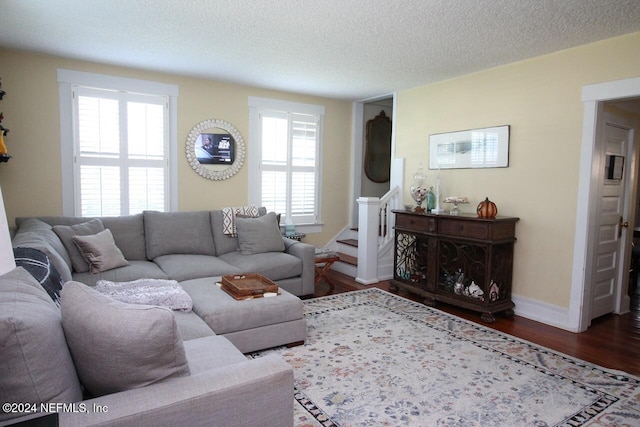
395,214 -> 436,232
438,219 -> 489,239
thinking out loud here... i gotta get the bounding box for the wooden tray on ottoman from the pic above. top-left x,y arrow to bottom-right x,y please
220,273 -> 279,300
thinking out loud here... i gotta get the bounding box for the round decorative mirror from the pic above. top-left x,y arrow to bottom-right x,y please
185,119 -> 246,180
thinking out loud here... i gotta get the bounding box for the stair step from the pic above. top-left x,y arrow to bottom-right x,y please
337,252 -> 357,266
337,238 -> 358,248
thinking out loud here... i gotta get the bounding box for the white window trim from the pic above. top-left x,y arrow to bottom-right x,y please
57,69 -> 178,215
248,96 -> 324,234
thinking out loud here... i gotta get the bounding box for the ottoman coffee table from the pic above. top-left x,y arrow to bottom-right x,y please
179,276 -> 306,353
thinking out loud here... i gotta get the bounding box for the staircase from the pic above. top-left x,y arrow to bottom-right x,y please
331,230 -> 359,278
326,187 -> 401,284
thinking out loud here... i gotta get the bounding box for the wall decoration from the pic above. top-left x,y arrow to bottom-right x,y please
0,78 -> 10,163
185,119 -> 245,180
429,125 -> 509,169
364,110 -> 392,182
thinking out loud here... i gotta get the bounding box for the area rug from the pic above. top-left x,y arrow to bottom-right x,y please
251,288 -> 640,426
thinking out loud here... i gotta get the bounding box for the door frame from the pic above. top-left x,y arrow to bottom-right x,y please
571,76 -> 640,332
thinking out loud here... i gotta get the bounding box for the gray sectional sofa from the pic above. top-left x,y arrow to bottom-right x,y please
1,208 -> 315,426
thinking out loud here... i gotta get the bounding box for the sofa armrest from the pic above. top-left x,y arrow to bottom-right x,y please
284,238 -> 315,295
60,355 -> 293,427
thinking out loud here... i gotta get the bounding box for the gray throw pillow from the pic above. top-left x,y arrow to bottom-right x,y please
72,229 -> 129,274
235,212 -> 286,255
53,219 -> 105,273
60,281 -> 190,397
0,268 -> 83,422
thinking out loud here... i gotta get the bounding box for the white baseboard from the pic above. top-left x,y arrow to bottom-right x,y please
512,295 -> 581,333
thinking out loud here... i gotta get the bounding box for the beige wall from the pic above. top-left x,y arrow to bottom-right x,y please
0,48 -> 353,246
395,32 -> 640,308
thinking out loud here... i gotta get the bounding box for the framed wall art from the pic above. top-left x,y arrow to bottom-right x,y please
429,125 -> 510,169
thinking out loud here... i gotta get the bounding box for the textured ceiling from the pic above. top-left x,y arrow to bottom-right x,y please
1,0 -> 640,100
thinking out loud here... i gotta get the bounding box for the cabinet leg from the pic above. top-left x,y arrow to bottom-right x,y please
502,308 -> 515,319
481,312 -> 496,323
388,282 -> 399,292
423,296 -> 437,307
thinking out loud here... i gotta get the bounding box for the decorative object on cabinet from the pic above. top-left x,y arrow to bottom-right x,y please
364,110 -> 392,183
443,196 -> 469,215
409,164 -> 428,212
477,197 -> 498,218
389,210 -> 519,322
429,125 -> 509,169
0,79 -> 10,163
426,187 -> 436,211
431,173 -> 445,214
185,118 -> 245,180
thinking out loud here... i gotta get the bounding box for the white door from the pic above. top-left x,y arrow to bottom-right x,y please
591,119 -> 633,320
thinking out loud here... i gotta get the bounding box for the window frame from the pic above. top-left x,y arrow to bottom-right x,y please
57,69 -> 178,216
248,96 -> 324,233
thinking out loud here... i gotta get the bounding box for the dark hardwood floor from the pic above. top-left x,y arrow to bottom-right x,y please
311,270 -> 640,376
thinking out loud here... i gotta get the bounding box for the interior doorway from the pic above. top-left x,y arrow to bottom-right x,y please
589,109 -> 636,320
571,76 -> 640,333
351,96 -> 395,227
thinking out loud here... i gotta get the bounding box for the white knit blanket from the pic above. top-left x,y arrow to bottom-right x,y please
94,279 -> 193,312
221,205 -> 260,236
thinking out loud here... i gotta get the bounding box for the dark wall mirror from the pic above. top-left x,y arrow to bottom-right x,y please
364,110 -> 392,183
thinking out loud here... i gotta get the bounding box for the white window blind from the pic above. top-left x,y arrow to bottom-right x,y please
73,87 -> 168,216
249,97 -> 324,228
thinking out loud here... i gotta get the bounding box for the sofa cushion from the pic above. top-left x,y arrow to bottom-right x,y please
235,212 -> 285,255
0,268 -> 83,422
53,219 -> 105,273
172,311 -> 216,341
71,259 -> 169,287
182,336 -> 247,375
12,231 -> 73,282
153,254 -> 241,282
180,278 -> 304,335
72,229 -> 129,273
100,214 -> 147,260
12,219 -> 73,282
60,281 -> 190,397
14,218 -> 73,267
144,211 -> 216,259
16,215 -> 147,262
218,251 -> 303,282
13,247 -> 65,305
211,208 -> 267,255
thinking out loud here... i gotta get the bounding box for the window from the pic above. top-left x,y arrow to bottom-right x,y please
58,70 -> 178,216
249,97 -> 324,231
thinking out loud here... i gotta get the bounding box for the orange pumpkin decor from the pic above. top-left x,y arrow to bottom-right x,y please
477,197 -> 498,219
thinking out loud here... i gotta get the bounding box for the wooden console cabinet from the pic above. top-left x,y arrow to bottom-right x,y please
389,210 -> 519,322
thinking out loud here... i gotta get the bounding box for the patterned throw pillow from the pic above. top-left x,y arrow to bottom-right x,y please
13,247 -> 65,306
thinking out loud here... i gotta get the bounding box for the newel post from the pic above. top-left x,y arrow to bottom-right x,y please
356,197 -> 380,285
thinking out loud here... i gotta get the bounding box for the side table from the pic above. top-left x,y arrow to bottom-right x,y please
283,232 -> 306,241
314,248 -> 340,293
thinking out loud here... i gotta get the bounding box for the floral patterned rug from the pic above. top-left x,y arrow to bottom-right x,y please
251,288 -> 640,426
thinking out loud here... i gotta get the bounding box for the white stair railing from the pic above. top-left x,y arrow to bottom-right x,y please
356,186 -> 401,284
